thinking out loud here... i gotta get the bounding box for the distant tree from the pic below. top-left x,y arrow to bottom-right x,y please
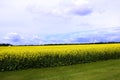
0,43 -> 13,46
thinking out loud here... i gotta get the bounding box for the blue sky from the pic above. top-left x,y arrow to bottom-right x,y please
0,0 -> 120,45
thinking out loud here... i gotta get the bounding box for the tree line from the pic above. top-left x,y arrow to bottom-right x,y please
0,42 -> 120,46
0,43 -> 13,46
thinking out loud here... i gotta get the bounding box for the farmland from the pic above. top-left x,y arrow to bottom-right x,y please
0,59 -> 120,80
0,43 -> 120,71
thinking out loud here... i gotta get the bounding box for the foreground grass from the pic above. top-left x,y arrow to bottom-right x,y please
0,59 -> 120,80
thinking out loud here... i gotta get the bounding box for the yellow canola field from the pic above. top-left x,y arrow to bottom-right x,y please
0,43 -> 120,71
0,44 -> 120,56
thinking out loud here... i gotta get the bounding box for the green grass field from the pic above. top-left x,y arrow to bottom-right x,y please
0,44 -> 120,71
0,59 -> 120,80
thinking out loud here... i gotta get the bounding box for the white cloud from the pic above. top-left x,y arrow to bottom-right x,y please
70,0 -> 92,15
30,35 -> 45,45
3,33 -> 24,44
107,36 -> 119,41
28,0 -> 92,17
72,0 -> 89,5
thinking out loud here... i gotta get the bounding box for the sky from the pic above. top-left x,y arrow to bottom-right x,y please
0,0 -> 120,45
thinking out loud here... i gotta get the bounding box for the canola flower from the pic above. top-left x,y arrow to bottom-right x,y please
0,44 -> 120,71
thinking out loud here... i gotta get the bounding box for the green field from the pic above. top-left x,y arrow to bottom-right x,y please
0,44 -> 120,71
0,59 -> 120,80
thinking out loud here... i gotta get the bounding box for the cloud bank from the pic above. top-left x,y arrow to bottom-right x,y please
28,0 -> 92,17
1,27 -> 120,45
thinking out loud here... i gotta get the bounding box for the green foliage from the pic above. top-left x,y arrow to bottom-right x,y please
1,59 -> 120,80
